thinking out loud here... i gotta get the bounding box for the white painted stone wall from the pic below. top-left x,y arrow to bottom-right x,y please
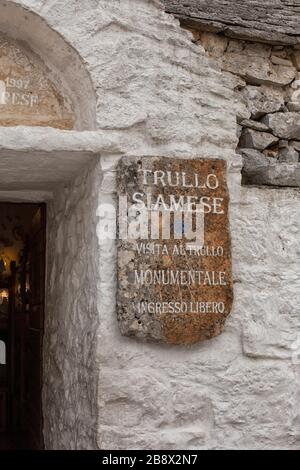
5,0 -> 300,449
44,159 -> 102,450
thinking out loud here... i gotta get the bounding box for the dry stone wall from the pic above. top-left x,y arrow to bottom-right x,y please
193,31 -> 300,187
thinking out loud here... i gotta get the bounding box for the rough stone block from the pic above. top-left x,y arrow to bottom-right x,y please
199,32 -> 228,58
239,128 -> 278,150
287,101 -> 300,112
292,51 -> 300,71
271,55 -> 294,67
278,145 -> 299,163
262,112 -> 300,140
239,119 -> 269,132
222,44 -> 296,85
291,140 -> 300,152
240,148 -> 271,185
263,148 -> 278,159
266,161 -> 300,186
241,85 -> 285,119
241,148 -> 300,186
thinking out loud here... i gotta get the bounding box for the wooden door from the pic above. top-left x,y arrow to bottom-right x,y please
23,205 -> 46,449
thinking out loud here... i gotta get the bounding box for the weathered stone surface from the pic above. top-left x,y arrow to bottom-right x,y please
236,188 -> 300,364
291,140 -> 300,152
265,164 -> 300,188
240,148 -> 271,185
46,161 -> 101,450
262,112 -> 300,140
292,51 -> 300,71
221,43 -> 296,85
287,101 -> 300,112
0,34 -> 75,129
279,140 -> 289,149
241,85 -> 285,119
290,72 -> 300,90
240,119 -> 269,132
236,100 -> 251,122
239,128 -> 278,150
263,148 -> 278,159
241,148 -> 300,186
117,156 -> 233,345
287,75 -> 300,109
163,0 -> 300,45
196,32 -> 228,58
236,124 -> 243,139
278,145 -> 299,163
197,32 -> 228,57
270,55 -> 293,67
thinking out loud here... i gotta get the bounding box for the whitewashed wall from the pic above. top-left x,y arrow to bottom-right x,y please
44,159 -> 101,450
8,0 -> 300,449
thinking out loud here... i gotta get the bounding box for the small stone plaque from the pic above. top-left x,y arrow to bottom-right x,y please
117,157 -> 233,345
0,34 -> 75,129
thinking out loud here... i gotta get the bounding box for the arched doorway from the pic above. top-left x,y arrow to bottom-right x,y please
0,17 -> 96,447
0,0 -> 98,451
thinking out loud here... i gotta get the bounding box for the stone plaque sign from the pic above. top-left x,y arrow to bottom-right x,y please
117,157 -> 233,345
0,34 -> 75,129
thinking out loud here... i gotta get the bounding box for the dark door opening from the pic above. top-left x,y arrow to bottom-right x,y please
0,203 -> 46,450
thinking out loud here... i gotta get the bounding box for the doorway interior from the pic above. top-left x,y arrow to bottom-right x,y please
0,202 -> 46,450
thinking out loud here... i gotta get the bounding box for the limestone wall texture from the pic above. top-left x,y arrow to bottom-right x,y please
163,0 -> 300,45
44,159 -> 101,449
193,32 -> 300,188
6,0 -> 300,449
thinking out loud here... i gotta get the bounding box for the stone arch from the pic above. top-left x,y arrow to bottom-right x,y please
0,0 -> 96,130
